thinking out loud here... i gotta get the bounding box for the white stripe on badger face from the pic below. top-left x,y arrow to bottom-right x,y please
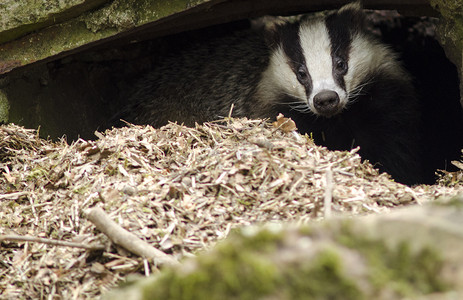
258,46 -> 306,105
299,20 -> 348,113
345,34 -> 402,95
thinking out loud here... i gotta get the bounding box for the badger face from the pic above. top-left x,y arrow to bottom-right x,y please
298,19 -> 349,117
261,2 -> 381,118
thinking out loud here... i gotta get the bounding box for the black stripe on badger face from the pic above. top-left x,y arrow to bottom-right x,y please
325,14 -> 351,90
325,4 -> 364,90
279,23 -> 313,97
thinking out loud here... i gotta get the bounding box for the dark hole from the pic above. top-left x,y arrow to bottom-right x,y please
366,11 -> 463,184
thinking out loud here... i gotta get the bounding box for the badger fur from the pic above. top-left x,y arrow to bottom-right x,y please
115,3 -> 422,185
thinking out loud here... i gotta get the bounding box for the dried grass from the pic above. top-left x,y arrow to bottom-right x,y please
0,118 -> 461,299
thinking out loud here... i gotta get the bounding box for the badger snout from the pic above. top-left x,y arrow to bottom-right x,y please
313,90 -> 341,117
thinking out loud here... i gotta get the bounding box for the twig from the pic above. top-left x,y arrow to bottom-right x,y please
85,207 -> 179,267
324,168 -> 333,219
227,103 -> 235,119
0,235 -> 105,250
0,191 -> 29,200
226,103 -> 235,126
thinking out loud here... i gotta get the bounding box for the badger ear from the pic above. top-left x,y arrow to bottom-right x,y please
339,1 -> 363,13
251,16 -> 288,33
334,1 -> 366,32
252,16 -> 294,49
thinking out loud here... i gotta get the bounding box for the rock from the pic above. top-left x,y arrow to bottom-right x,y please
0,0 -> 213,74
0,89 -> 9,123
430,0 -> 463,107
103,195 -> 463,300
0,0 -> 110,44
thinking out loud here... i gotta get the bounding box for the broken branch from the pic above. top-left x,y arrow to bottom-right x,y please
85,207 -> 179,267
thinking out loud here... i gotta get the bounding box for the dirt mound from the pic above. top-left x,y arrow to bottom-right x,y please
0,118 -> 461,298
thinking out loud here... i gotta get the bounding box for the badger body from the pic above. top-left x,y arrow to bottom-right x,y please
117,3 -> 422,185
123,30 -> 271,127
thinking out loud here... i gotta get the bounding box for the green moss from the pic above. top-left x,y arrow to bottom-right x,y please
429,0 -> 463,67
0,0 -> 109,43
108,220 -> 453,299
82,0 -> 210,33
369,242 -> 446,295
139,246 -> 364,300
82,0 -> 138,33
0,89 -> 9,123
83,0 -> 207,32
336,224 -> 448,298
0,0 -> 210,74
433,194 -> 463,209
430,0 -> 463,18
137,227 -> 365,300
285,249 -> 364,300
236,227 -> 283,253
143,242 -> 279,300
140,229 -> 282,299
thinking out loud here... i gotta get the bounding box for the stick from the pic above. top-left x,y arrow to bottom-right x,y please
324,168 -> 333,219
227,103 -> 235,119
0,235 -> 105,250
85,207 -> 179,267
0,191 -> 29,200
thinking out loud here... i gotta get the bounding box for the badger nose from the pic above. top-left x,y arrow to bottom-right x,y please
313,90 -> 340,117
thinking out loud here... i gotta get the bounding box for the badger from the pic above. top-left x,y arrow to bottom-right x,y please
114,2 -> 422,185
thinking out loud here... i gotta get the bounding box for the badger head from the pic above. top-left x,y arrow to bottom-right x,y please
259,2 -> 397,118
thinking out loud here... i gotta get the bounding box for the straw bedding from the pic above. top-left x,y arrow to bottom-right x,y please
0,117 -> 461,298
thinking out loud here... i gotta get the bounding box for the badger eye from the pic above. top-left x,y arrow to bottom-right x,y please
296,66 -> 308,82
335,58 -> 348,74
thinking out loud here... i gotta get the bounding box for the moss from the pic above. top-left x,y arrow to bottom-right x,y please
430,0 -> 463,18
0,0 -> 210,74
0,89 -> 9,123
433,194 -> 463,209
369,242 -> 446,295
0,0 -> 110,44
138,229 -> 280,299
430,0 -> 463,68
82,0 -> 138,33
138,246 -> 364,300
336,224 -> 448,298
236,226 -> 284,252
107,220 -> 453,299
137,227 -> 365,300
82,0 -> 209,33
284,249 -> 364,300
143,240 -> 280,300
